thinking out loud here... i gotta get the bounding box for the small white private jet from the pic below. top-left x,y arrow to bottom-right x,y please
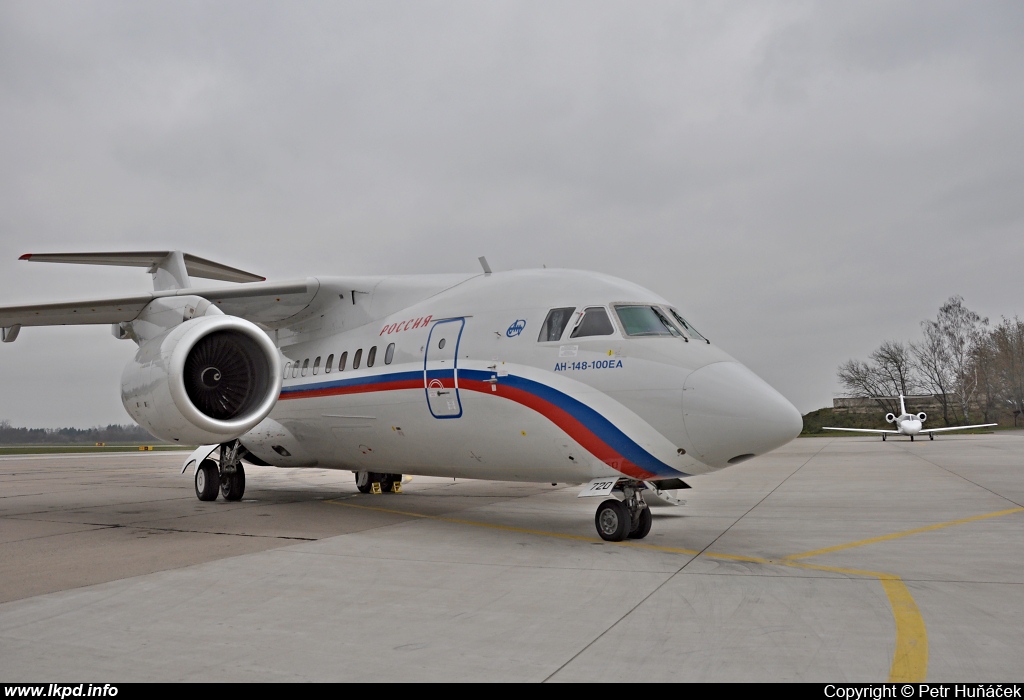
823,395 -> 996,441
0,251 -> 802,541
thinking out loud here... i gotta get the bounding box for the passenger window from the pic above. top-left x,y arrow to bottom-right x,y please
292,362 -> 299,378
301,359 -> 310,376
338,351 -> 348,371
353,348 -> 362,369
283,362 -> 291,379
538,307 -> 576,342
614,305 -> 682,337
367,346 -> 377,367
325,354 -> 334,373
385,343 -> 395,365
570,307 -> 615,338
668,308 -> 709,343
312,356 -> 321,375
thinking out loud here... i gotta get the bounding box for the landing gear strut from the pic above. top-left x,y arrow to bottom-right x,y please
219,441 -> 246,501
594,480 -> 651,542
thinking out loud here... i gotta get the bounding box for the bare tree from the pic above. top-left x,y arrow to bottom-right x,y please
938,296 -> 988,422
871,340 -> 918,397
971,332 -> 1000,423
911,296 -> 988,424
991,316 -> 1024,423
837,340 -> 919,415
911,318 -> 955,425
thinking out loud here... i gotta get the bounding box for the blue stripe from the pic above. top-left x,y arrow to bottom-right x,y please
279,367 -> 687,478
460,369 -> 685,477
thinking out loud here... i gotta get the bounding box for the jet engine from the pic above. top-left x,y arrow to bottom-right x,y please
917,412 -> 927,422
121,315 -> 282,445
885,413 -> 896,423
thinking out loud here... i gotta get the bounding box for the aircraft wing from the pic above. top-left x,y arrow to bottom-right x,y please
0,279 -> 319,332
821,427 -> 900,434
919,424 -> 998,434
183,279 -> 319,324
0,295 -> 154,327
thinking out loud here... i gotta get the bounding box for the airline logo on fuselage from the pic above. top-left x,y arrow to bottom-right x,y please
506,319 -> 526,337
380,315 -> 433,336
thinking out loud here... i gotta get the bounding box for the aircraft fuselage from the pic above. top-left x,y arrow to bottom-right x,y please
240,269 -> 802,484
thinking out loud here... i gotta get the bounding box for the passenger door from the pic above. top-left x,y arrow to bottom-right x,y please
424,318 -> 464,418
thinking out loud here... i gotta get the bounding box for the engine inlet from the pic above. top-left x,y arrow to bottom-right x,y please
184,330 -> 271,420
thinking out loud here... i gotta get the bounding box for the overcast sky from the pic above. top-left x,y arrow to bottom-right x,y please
2,1 -> 1022,428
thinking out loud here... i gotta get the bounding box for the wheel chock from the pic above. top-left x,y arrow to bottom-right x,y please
371,482 -> 382,495
391,482 -> 403,494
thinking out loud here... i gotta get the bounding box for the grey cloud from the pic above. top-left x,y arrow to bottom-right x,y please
1,1 -> 1022,425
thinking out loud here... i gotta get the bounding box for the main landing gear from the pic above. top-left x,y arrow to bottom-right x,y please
194,441 -> 246,502
595,481 -> 651,542
355,471 -> 404,494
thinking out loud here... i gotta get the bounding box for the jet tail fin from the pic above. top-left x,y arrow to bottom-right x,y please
19,251 -> 265,291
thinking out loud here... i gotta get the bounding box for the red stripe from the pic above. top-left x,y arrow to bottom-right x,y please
460,379 -> 656,480
279,376 -> 656,480
279,378 -> 422,401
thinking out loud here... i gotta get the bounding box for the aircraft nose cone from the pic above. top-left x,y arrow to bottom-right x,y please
682,362 -> 802,468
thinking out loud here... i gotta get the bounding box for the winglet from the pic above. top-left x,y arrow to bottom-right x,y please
18,253 -> 32,260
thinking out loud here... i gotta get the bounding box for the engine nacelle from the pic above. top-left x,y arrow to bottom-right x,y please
121,315 -> 282,445
885,413 -> 896,423
917,412 -> 927,422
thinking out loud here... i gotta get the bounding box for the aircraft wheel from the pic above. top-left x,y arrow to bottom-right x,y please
195,459 -> 220,501
381,473 -> 403,493
221,464 -> 245,501
910,435 -> 914,442
355,471 -> 373,494
882,435 -> 887,442
595,499 -> 630,542
929,434 -> 934,441
628,506 -> 652,540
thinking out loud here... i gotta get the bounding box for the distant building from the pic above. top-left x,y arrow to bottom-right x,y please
832,395 -> 945,415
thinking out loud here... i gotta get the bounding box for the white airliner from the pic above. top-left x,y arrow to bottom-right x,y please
0,251 -> 802,541
823,395 -> 996,441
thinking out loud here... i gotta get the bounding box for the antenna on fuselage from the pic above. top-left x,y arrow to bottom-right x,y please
478,256 -> 492,275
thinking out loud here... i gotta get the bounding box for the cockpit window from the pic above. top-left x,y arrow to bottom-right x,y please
538,307 -> 576,342
570,307 -> 615,338
615,305 -> 683,338
668,308 -> 708,342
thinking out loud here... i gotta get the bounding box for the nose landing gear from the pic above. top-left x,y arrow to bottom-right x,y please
594,481 -> 651,542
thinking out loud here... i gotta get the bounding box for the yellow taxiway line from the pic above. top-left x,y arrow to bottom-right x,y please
783,507 -> 1024,561
326,498 -> 1023,683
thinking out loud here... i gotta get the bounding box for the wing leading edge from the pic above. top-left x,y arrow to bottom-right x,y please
0,280 -> 319,330
920,424 -> 998,434
821,427 -> 900,434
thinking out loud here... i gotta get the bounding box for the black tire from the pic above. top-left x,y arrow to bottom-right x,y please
628,506 -> 652,540
929,434 -> 934,440
221,463 -> 245,501
380,473 -> 403,493
595,499 -> 630,542
195,459 -> 220,501
355,471 -> 376,494
910,435 -> 914,442
882,435 -> 887,441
